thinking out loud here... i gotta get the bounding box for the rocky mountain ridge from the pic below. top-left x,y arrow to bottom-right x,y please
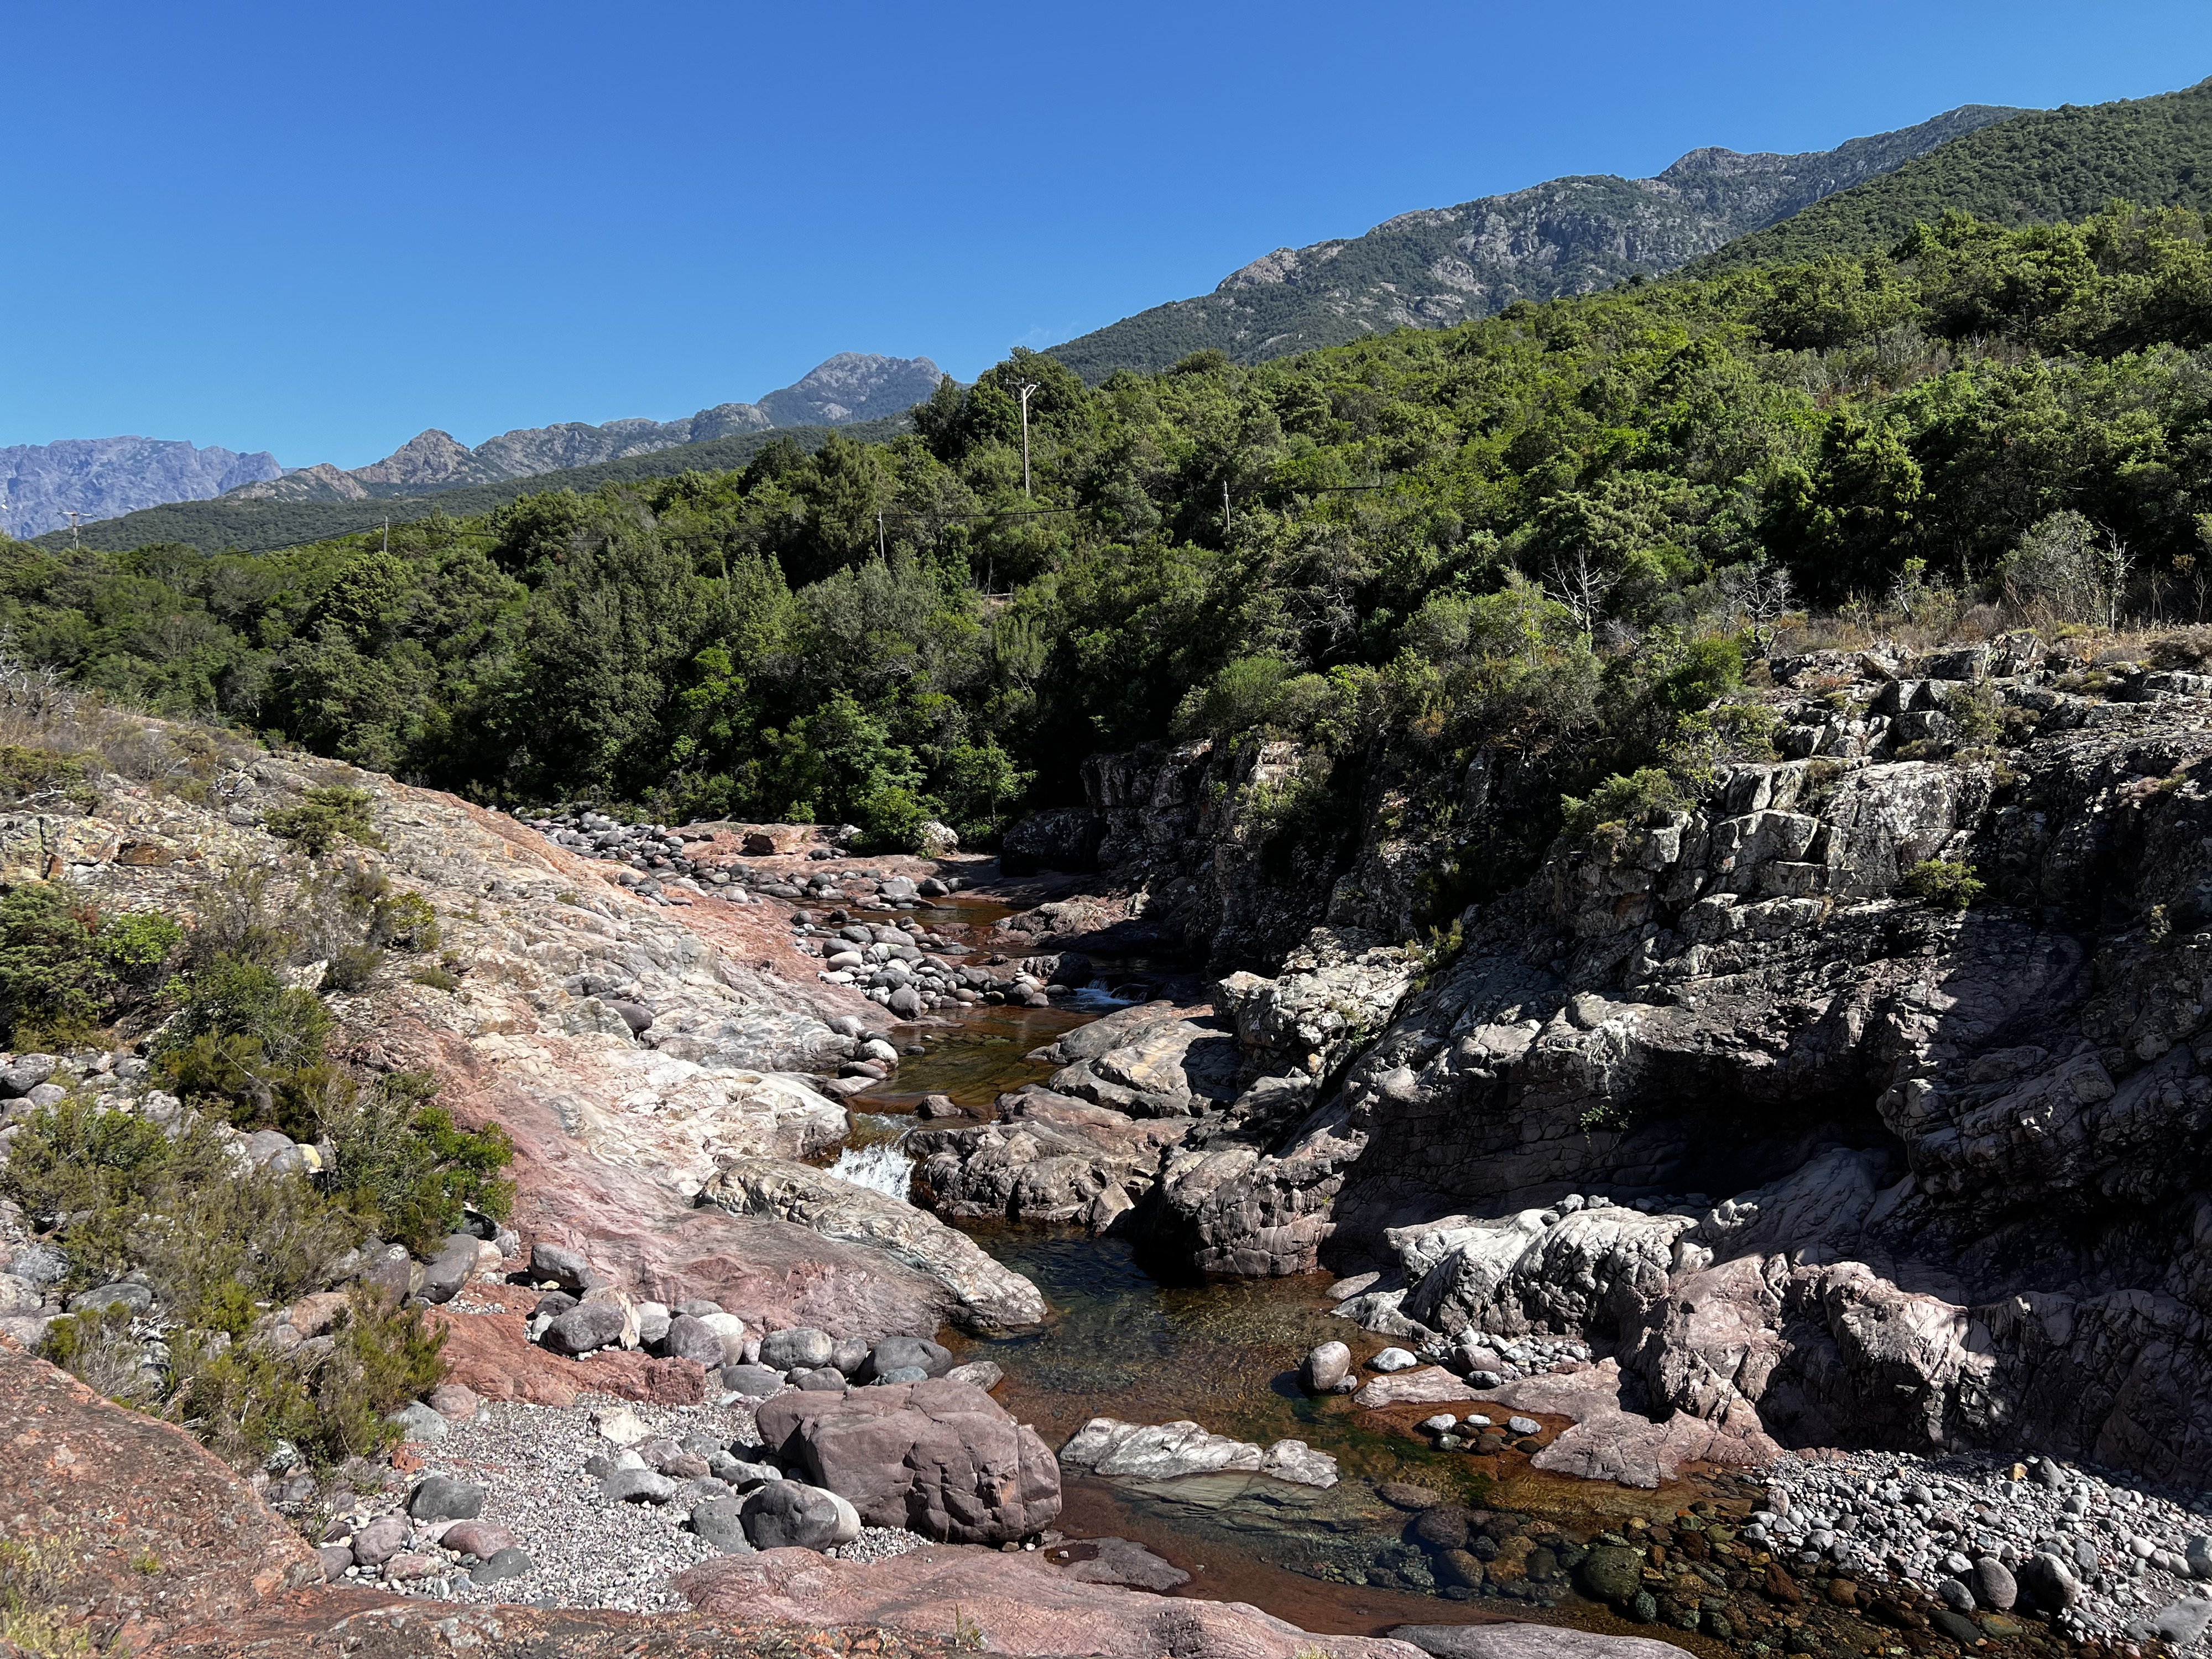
227,353 -> 950,505
0,435 -> 282,538
1046,104 -> 2021,379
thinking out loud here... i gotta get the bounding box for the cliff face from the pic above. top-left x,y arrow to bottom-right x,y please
994,639 -> 2212,1482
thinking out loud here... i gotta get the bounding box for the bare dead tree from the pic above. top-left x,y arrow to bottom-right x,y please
1718,560 -> 1797,656
1545,549 -> 1617,644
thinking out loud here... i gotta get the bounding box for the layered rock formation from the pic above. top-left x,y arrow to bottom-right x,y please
999,640 -> 2212,1485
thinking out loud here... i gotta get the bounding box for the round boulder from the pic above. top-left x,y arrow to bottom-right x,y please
471,1547 -> 533,1585
865,1334 -> 952,1380
742,1479 -> 858,1551
830,1335 -> 872,1375
719,1363 -> 786,1398
758,1326 -> 834,1372
1300,1341 -> 1353,1395
408,1475 -> 484,1521
349,1512 -> 410,1567
542,1301 -> 627,1356
1971,1556 -> 2018,1612
1579,1545 -> 1642,1604
691,1496 -> 756,1554
662,1313 -> 728,1368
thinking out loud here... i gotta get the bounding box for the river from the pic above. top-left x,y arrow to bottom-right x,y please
836,893 -> 1744,1655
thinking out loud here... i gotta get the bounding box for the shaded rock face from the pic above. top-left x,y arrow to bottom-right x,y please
753,1379 -> 1061,1544
1087,656 -> 2212,1483
0,1345 -> 324,1650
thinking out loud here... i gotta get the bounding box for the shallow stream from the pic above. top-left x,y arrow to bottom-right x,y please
837,912 -> 1744,1650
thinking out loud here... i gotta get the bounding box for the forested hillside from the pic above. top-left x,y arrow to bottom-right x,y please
1693,78 -> 2212,271
1045,103 -> 2017,380
9,203 -> 2212,861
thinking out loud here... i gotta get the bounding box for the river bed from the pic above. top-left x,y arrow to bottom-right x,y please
839,958 -> 1749,1652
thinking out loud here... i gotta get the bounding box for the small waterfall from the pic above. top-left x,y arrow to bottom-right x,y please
826,1138 -> 916,1202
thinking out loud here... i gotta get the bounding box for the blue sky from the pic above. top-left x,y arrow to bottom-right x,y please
6,1 -> 2210,467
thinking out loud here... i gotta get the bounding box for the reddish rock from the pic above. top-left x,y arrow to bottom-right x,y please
436,1522 -> 519,1560
754,1378 -> 1060,1545
426,1306 -> 709,1407
679,1546 -> 1428,1658
1470,1361 -> 1779,1489
0,1341 -> 322,1652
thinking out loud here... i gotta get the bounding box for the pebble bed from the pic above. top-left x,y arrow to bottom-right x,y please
376,1395 -> 926,1612
1762,1448 -> 2212,1644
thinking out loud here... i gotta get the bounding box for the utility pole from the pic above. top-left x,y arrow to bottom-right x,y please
63,510 -> 86,549
383,518 -> 390,555
1223,481 -> 1232,546
1016,381 -> 1040,497
877,511 -> 887,562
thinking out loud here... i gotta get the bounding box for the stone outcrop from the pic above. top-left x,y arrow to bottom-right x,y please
700,1159 -> 1047,1330
0,1342 -> 325,1651
678,1545 -> 1430,1659
1094,647 -> 2212,1482
1058,1416 -> 1339,1486
753,1376 -> 1061,1543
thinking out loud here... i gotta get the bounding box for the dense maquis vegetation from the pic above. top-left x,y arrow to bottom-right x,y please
9,203 -> 2212,854
1692,78 -> 2212,274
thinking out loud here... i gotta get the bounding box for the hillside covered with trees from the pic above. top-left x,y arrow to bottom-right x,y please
7,202 -> 2212,859
1692,77 -> 2212,272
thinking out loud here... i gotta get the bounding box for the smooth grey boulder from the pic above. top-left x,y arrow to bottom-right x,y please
529,1241 -> 595,1290
1301,1340 -> 1354,1395
758,1326 -> 834,1371
471,1547 -> 533,1585
661,1313 -> 728,1368
719,1363 -> 786,1398
419,1234 -> 481,1306
691,1496 -> 757,1553
864,1334 -> 952,1380
1971,1556 -> 2018,1612
542,1301 -> 627,1355
740,1479 -> 855,1551
408,1475 -> 484,1520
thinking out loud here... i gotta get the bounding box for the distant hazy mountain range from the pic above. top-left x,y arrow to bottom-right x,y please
233,353 -> 948,505
5,353 -> 946,537
1,438 -> 282,539
1047,105 -> 2022,379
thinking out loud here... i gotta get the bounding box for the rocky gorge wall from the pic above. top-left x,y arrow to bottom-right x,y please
989,639 -> 2212,1486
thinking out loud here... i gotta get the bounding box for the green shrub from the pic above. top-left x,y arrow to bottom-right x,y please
263,786 -> 380,856
165,1287 -> 445,1468
1559,768 -> 1686,838
0,884 -> 182,1049
1902,858 -> 1984,910
1943,681 -> 2005,744
855,782 -> 934,854
321,1072 -> 514,1254
317,943 -> 383,993
1172,655 -> 1296,738
410,965 -> 460,992
367,891 -> 439,952
1652,635 -> 1745,715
